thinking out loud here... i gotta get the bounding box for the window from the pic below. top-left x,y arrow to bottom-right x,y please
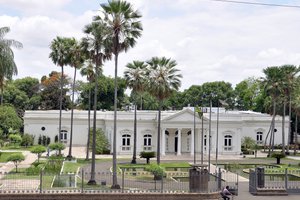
224,135 -> 232,151
122,134 -> 131,151
187,131 -> 191,152
60,130 -> 68,143
204,135 -> 207,151
165,131 -> 169,151
257,132 -> 263,144
143,134 -> 152,151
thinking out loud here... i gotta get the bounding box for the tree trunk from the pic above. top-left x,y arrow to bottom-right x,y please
268,101 -> 276,156
282,100 -> 286,154
287,94 -> 292,154
88,57 -> 99,185
111,52 -> 120,189
157,101 -> 162,165
131,101 -> 137,164
59,66 -> 64,144
67,67 -> 77,159
294,115 -> 298,155
86,85 -> 91,160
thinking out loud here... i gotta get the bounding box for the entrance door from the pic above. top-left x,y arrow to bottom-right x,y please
174,137 -> 178,153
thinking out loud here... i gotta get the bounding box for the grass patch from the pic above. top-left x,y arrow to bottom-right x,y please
0,152 -> 23,162
63,159 -> 91,173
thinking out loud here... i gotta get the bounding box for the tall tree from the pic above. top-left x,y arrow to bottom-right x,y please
99,0 -> 143,188
0,27 -> 22,105
66,38 -> 85,159
124,60 -> 147,164
261,66 -> 282,155
279,65 -> 299,154
80,60 -> 96,160
146,57 -> 182,165
82,20 -> 112,185
49,37 -> 72,143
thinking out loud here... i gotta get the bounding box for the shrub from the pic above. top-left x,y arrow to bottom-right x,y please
48,142 -> 65,156
6,153 -> 25,172
31,145 -> 46,163
140,151 -> 155,164
271,152 -> 286,164
8,134 -> 22,145
89,129 -> 110,154
145,163 -> 165,180
21,134 -> 34,147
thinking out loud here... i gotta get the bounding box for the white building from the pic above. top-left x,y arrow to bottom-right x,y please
23,108 -> 288,156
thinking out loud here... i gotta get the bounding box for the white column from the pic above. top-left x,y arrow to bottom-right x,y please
162,128 -> 166,156
177,129 -> 181,155
191,129 -> 194,156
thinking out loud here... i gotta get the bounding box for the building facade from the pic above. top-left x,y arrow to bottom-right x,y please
23,108 -> 289,156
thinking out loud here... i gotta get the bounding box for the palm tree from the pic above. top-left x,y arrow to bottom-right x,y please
124,60 -> 147,164
99,0 -> 143,188
0,27 -> 22,105
49,37 -> 72,143
80,60 -> 96,160
82,21 -> 112,185
146,57 -> 182,164
280,65 -> 300,154
67,38 -> 85,159
261,66 -> 283,155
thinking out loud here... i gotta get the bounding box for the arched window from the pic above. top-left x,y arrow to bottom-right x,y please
122,134 -> 131,151
257,132 -> 263,144
165,131 -> 169,151
224,135 -> 232,151
143,134 -> 152,151
60,130 -> 68,143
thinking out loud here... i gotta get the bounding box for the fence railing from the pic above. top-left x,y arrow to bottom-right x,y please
0,168 -> 238,194
249,168 -> 300,194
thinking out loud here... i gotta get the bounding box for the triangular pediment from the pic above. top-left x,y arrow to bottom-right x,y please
162,108 -> 206,122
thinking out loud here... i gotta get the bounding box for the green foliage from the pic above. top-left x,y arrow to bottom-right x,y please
234,77 -> 261,111
8,134 -> 22,145
89,128 -> 110,154
140,151 -> 155,164
0,105 -> 22,135
79,75 -> 126,110
31,145 -> 46,162
271,152 -> 286,164
38,135 -> 51,146
6,153 -> 25,172
40,71 -> 71,110
242,136 -> 256,149
44,155 -> 63,173
145,163 -> 165,179
48,142 -> 65,155
21,134 -> 34,147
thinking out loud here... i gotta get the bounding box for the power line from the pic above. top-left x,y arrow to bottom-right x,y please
209,0 -> 300,8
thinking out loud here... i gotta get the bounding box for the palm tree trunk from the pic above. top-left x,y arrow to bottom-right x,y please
58,66 -> 64,156
268,101 -> 276,156
86,85 -> 91,160
131,100 -> 137,164
294,114 -> 298,155
88,60 -> 99,185
287,94 -> 292,154
67,67 -> 77,159
157,100 -> 162,165
282,100 -> 286,154
112,52 -> 120,189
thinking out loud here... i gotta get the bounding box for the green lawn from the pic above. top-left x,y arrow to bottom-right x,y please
0,151 -> 23,162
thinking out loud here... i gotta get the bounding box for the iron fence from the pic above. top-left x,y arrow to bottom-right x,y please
249,168 -> 300,194
0,167 -> 238,194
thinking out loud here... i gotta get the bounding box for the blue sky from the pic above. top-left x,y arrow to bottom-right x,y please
1,0 -> 300,91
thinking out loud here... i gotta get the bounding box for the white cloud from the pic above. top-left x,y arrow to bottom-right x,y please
2,0 -> 300,91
